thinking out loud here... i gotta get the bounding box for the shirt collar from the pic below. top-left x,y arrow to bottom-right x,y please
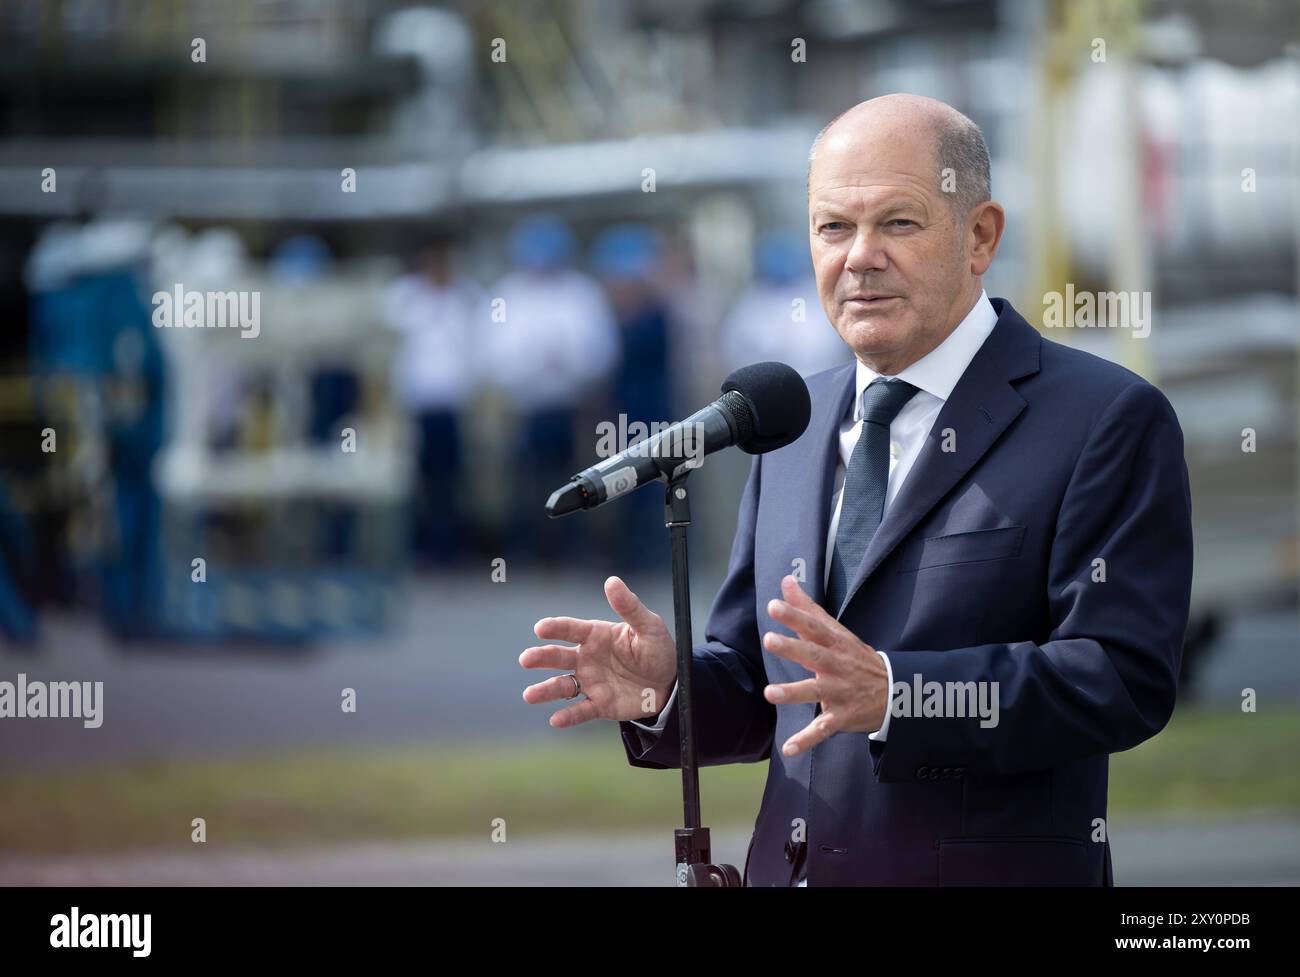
853,290 -> 999,420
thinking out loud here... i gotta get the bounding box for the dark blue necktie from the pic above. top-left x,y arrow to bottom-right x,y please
823,378 -> 919,617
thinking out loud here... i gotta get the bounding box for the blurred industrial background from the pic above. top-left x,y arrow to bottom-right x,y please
0,0 -> 1297,884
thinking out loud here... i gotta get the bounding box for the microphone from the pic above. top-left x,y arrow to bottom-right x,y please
546,361 -> 811,517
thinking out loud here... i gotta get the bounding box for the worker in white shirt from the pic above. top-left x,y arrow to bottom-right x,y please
385,232 -> 485,566
484,215 -> 619,564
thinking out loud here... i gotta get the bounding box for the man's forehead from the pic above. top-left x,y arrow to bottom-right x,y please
822,114 -> 935,156
811,130 -> 938,192
809,173 -> 936,210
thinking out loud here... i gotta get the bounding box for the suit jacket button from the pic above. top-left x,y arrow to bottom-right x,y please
916,765 -> 929,779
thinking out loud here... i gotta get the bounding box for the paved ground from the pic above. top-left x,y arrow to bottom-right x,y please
1,571 -> 1295,768
0,567 -> 726,767
2,572 -> 1295,886
2,817 -> 1297,886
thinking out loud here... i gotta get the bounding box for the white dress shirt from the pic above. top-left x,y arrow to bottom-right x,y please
629,291 -> 1000,882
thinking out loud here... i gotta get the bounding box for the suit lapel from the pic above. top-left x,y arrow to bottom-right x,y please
834,300 -> 1042,619
788,361 -> 856,607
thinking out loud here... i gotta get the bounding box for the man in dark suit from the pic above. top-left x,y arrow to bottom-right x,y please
520,94 -> 1193,885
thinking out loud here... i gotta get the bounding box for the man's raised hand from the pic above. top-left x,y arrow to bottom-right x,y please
762,574 -> 891,756
520,576 -> 677,728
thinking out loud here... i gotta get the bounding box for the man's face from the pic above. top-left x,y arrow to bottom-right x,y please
808,127 -> 971,373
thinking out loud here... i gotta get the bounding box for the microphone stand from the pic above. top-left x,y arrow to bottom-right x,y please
664,470 -> 742,887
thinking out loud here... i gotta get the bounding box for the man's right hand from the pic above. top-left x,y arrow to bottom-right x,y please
520,576 -> 677,728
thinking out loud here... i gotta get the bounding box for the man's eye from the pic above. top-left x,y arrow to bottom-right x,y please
888,219 -> 916,228
820,222 -> 848,232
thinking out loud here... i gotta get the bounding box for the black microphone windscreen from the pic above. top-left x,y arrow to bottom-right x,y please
720,362 -> 811,454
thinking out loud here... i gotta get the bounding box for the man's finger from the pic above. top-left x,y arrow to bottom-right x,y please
604,576 -> 659,632
762,630 -> 828,671
519,644 -> 578,671
782,711 -> 839,756
781,574 -> 836,622
534,616 -> 594,644
765,678 -> 819,705
522,673 -> 584,705
768,597 -> 837,647
550,697 -> 602,729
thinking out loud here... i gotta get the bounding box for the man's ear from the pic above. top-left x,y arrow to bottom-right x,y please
968,201 -> 1005,276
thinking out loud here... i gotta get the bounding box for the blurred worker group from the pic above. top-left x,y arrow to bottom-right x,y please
0,209 -> 851,644
384,213 -> 849,573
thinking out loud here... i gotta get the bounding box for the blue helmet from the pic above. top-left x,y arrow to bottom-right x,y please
510,214 -> 576,271
590,223 -> 660,282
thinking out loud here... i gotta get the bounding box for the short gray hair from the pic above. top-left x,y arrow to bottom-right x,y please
936,113 -> 991,217
807,109 -> 992,217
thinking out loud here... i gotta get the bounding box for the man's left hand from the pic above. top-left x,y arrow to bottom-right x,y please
762,574 -> 890,757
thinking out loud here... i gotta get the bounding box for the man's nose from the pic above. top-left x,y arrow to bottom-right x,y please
844,229 -> 888,275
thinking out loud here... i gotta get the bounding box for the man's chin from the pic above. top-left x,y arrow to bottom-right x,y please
836,315 -> 912,357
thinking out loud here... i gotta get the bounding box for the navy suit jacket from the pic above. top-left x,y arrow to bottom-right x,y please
619,297 -> 1193,886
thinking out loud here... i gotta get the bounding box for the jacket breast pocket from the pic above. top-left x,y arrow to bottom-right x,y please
902,525 -> 1026,573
